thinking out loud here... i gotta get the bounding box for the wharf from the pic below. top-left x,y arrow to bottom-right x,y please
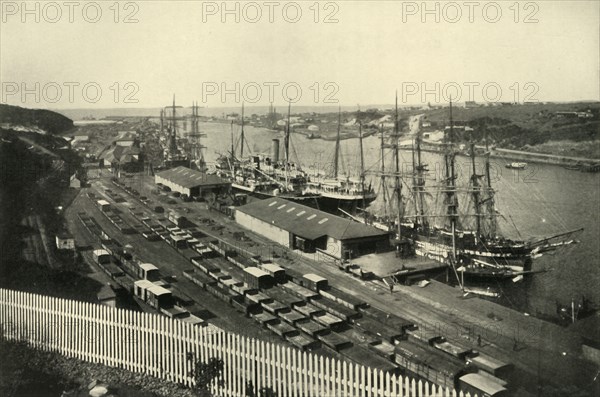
353,251 -> 445,279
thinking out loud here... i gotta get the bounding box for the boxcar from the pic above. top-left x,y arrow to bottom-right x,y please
260,263 -> 287,284
243,266 -> 274,289
466,354 -> 513,379
301,273 -> 328,291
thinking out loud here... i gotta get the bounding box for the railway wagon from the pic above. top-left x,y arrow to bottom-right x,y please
293,302 -> 325,318
266,320 -> 298,338
344,345 -> 399,374
243,266 -> 274,289
296,319 -> 329,337
317,331 -> 352,351
278,309 -> 307,326
433,340 -> 473,360
93,249 -> 112,264
286,333 -> 320,351
352,316 -> 403,343
251,311 -> 279,326
191,258 -> 220,274
368,340 -> 396,361
406,327 -> 445,346
394,341 -> 469,390
209,270 -> 232,282
259,263 -> 287,284
318,287 -> 368,310
310,296 -> 360,321
363,306 -> 416,333
281,281 -> 319,300
231,283 -> 257,296
263,288 -> 305,307
168,210 -> 187,227
458,373 -> 508,397
232,297 -> 261,316
261,299 -> 289,315
245,291 -> 273,305
220,277 -> 243,289
183,269 -> 217,289
312,313 -> 344,330
206,283 -> 242,305
100,262 -> 125,278
134,279 -> 174,311
466,354 -> 513,379
301,273 -> 328,291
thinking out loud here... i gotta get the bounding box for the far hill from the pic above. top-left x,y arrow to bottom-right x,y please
0,104 -> 74,135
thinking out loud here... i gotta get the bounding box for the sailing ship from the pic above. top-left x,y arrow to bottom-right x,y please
303,108 -> 377,213
213,103 -> 321,204
358,96 -> 581,281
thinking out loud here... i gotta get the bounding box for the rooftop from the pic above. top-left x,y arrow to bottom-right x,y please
156,166 -> 230,189
236,197 -> 389,241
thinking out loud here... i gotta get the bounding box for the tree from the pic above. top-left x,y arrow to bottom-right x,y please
188,354 -> 224,397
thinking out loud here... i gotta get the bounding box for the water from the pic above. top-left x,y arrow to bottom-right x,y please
200,121 -> 600,317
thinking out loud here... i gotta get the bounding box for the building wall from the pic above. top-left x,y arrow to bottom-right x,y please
324,236 -> 343,260
235,211 -> 291,248
55,236 -> 75,250
155,175 -> 191,196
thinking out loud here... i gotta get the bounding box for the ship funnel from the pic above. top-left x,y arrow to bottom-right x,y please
272,139 -> 280,162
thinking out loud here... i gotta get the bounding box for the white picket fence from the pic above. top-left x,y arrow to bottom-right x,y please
0,289 -> 474,396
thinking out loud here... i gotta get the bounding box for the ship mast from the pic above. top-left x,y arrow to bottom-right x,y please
393,92 -> 402,240
284,101 -> 291,191
484,132 -> 497,238
446,98 -> 462,289
379,123 -> 388,221
358,122 -> 366,221
470,141 -> 482,240
333,106 -> 341,179
415,132 -> 427,229
240,103 -> 245,159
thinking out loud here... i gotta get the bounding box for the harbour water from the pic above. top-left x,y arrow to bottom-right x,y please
200,121 -> 600,319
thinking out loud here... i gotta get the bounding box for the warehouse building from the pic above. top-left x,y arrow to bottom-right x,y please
155,166 -> 231,199
235,198 -> 389,260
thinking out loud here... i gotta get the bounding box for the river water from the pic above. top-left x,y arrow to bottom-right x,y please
199,122 -> 600,318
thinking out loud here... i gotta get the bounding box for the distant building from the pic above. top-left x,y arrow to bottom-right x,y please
155,166 -> 231,198
116,131 -> 137,146
235,197 -> 389,260
464,101 -> 478,108
55,232 -> 75,250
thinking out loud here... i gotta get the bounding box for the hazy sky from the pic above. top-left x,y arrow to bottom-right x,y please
1,0 -> 599,108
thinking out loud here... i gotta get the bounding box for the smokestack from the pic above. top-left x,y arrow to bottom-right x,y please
272,139 -> 280,162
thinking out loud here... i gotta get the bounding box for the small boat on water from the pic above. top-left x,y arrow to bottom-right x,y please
505,162 -> 527,169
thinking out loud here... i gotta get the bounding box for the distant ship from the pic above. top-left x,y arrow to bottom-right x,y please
505,162 -> 527,169
213,103 -> 321,205
303,108 -> 377,213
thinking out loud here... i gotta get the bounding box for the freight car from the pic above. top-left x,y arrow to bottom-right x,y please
259,263 -> 287,284
363,306 -> 416,333
352,316 -> 403,343
278,309 -> 307,326
296,319 -> 329,337
252,311 -> 279,326
243,266 -> 274,289
317,331 -> 352,351
433,340 -> 473,360
405,328 -> 445,346
286,333 -> 319,351
394,341 -> 470,390
310,296 -> 360,321
301,273 -> 328,291
182,269 -> 217,289
318,287 -> 368,310
263,288 -> 305,308
293,302 -> 325,318
281,282 -> 319,300
261,299 -> 289,315
312,313 -> 344,330
266,320 -> 298,338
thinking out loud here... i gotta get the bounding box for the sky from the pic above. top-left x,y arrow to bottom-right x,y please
1,0 -> 599,109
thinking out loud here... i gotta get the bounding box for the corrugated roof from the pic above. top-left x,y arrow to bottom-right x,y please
459,374 -> 506,394
139,263 -> 158,271
236,197 -> 388,241
156,166 -> 230,189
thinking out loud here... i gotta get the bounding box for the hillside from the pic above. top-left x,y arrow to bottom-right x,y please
0,104 -> 74,135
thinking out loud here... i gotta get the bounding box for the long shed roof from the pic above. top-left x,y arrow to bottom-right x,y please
236,197 -> 388,241
156,166 -> 230,189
